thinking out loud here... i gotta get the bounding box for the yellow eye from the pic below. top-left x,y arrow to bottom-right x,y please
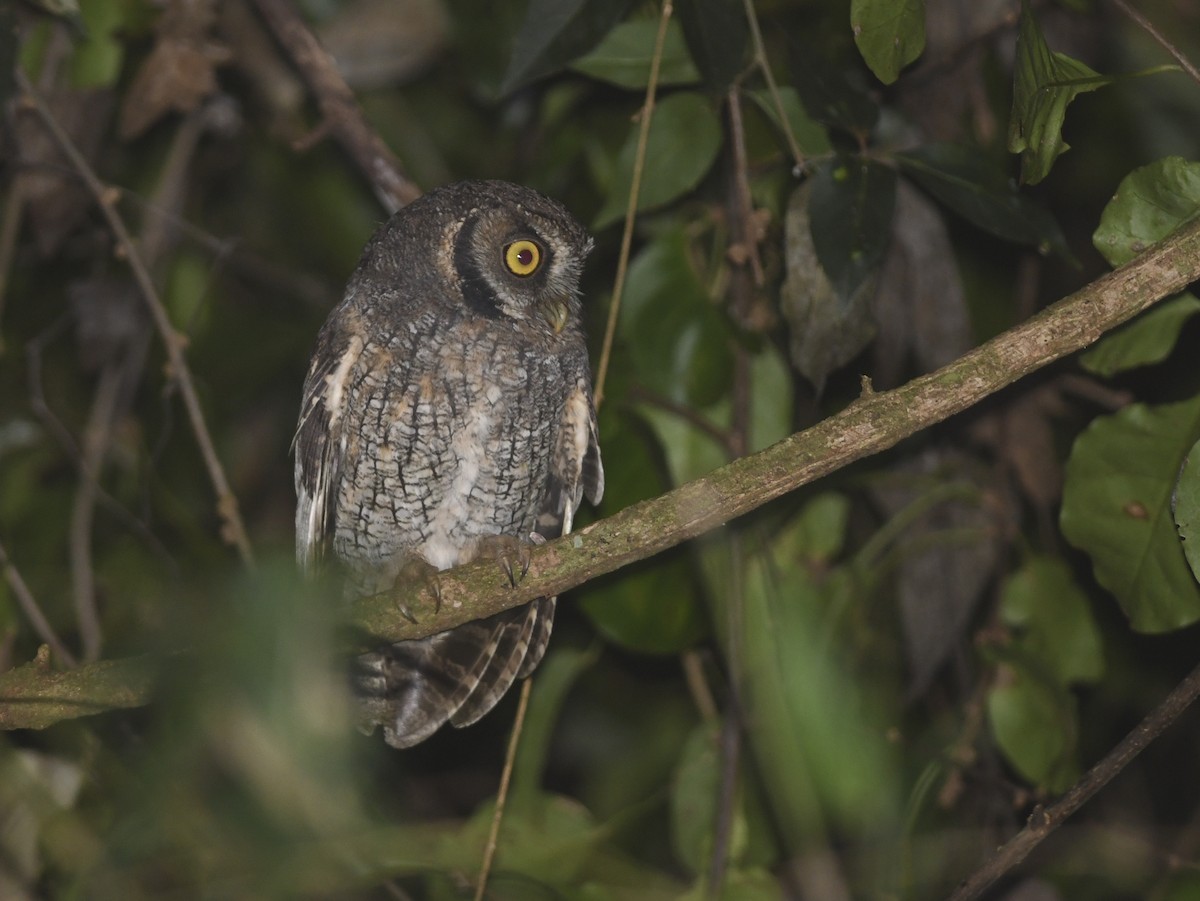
504,240 -> 542,276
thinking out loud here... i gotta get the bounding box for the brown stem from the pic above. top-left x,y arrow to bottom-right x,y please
948,657 -> 1200,900
250,0 -> 420,212
0,541 -> 77,669
15,73 -> 257,567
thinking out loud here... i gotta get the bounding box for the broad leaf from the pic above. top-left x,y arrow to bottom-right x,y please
808,157 -> 897,308
987,659 -> 1079,792
678,0 -> 748,92
501,0 -> 632,94
571,19 -> 701,89
780,180 -> 877,393
1174,438 -> 1200,586
1008,0 -> 1114,184
790,35 -> 879,133
1000,556 -> 1104,685
746,86 -> 833,159
1061,397 -> 1200,632
594,91 -> 721,228
1080,294 -> 1200,376
851,0 -> 925,85
895,143 -> 1069,257
1084,158 -> 1200,374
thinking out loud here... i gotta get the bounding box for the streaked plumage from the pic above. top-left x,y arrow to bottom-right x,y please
294,180 -> 603,748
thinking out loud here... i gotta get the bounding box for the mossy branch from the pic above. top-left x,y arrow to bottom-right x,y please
4,215 -> 1200,729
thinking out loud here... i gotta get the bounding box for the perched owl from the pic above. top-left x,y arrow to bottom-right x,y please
293,180 -> 603,748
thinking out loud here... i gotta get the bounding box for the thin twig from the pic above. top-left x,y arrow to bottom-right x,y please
741,0 -> 805,173
1110,0 -> 1200,88
949,656 -> 1200,900
15,72 -> 257,566
0,539 -> 76,668
474,677 -> 533,901
250,0 -> 420,212
593,0 -> 675,406
69,362 -> 122,662
725,89 -> 765,289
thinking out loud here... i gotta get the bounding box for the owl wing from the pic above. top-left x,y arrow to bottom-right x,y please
293,322 -> 363,573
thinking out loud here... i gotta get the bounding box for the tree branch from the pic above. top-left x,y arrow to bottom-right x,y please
3,215 -> 1200,731
948,656 -> 1200,900
250,0 -> 421,212
349,214 -> 1200,644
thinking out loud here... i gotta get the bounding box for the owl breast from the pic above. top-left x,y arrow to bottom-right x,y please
332,316 -> 563,593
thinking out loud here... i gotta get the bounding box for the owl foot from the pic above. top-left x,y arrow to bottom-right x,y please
390,557 -> 443,621
474,534 -> 532,588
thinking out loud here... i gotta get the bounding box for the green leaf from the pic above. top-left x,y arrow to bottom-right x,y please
1092,157 -> 1200,267
808,157 -> 897,308
987,661 -> 1079,792
619,228 -> 733,406
1080,293 -> 1200,376
999,556 -> 1104,685
1061,396 -> 1200,632
593,91 -> 722,228
1174,438 -> 1200,586
851,0 -> 926,85
678,0 -> 748,92
746,87 -> 833,159
895,143 -> 1070,257
571,18 -> 701,89
69,0 -> 127,88
500,0 -> 633,94
578,408 -> 708,654
1082,158 -> 1200,375
670,723 -> 722,875
1008,0 -> 1114,184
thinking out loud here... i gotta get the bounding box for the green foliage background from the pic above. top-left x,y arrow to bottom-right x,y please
4,0 -> 1200,897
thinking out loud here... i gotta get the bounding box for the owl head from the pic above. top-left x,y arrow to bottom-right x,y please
352,180 -> 594,340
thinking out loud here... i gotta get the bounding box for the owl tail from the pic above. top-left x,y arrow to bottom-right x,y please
351,598 -> 554,749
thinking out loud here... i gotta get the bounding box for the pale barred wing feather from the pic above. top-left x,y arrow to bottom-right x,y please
293,328 -> 364,572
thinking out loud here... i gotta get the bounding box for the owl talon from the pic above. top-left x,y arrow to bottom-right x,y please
390,557 -> 443,622
475,535 -> 532,589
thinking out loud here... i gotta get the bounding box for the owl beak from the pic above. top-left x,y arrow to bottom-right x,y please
541,297 -> 571,334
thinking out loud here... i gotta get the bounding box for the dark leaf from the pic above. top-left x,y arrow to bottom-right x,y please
780,180 -> 877,393
500,0 -> 633,94
678,0 -> 748,92
790,35 -> 879,133
895,143 -> 1070,257
808,156 -> 896,309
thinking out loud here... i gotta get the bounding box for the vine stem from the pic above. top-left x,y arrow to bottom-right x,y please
593,0 -> 675,406
1109,0 -> 1200,88
15,72 -> 257,567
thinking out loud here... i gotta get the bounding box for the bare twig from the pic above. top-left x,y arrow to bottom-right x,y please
949,657 -> 1200,899
1110,0 -> 1200,88
593,0 -> 675,406
69,362 -> 122,662
250,0 -> 420,212
5,215 -> 1200,729
15,72 -> 257,567
474,677 -> 532,901
0,540 -> 77,669
741,0 -> 805,173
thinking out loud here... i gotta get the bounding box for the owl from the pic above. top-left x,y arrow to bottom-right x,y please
293,180 -> 604,749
